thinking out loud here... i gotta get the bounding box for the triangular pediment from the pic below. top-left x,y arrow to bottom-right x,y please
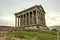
15,5 -> 45,15
36,5 -> 45,13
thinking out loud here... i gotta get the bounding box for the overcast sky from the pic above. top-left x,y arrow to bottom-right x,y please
0,0 -> 60,27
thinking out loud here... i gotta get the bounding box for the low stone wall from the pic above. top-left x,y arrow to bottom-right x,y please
0,26 -> 48,31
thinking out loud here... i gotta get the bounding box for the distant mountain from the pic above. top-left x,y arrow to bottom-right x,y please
0,26 -> 14,28
48,25 -> 60,30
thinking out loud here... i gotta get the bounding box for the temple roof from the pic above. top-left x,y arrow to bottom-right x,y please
15,5 -> 45,15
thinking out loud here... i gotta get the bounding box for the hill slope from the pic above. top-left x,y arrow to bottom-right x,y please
0,31 -> 60,40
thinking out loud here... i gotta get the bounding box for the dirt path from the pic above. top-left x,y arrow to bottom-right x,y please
0,36 -> 26,40
0,37 -> 5,40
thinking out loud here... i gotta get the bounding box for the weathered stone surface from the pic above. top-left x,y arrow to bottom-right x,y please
15,5 -> 48,30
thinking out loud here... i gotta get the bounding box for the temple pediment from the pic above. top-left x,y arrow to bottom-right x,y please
15,5 -> 45,15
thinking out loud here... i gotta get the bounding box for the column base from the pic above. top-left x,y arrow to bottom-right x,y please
20,25 -> 48,31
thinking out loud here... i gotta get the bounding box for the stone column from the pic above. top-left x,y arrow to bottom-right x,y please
32,11 -> 34,24
17,17 -> 18,27
26,13 -> 28,25
20,15 -> 22,27
41,13 -> 42,25
30,12 -> 32,25
21,15 -> 23,27
38,12 -> 40,24
29,12 -> 30,25
43,14 -> 46,25
39,12 -> 41,24
23,15 -> 24,26
24,14 -> 25,26
34,11 -> 36,24
31,12 -> 33,24
22,15 -> 24,27
36,10 -> 38,24
27,13 -> 29,25
25,14 -> 27,26
25,14 -> 26,26
19,17 -> 20,27
27,13 -> 28,25
15,16 -> 17,27
18,16 -> 19,27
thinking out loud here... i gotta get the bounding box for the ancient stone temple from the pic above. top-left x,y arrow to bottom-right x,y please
15,5 -> 48,30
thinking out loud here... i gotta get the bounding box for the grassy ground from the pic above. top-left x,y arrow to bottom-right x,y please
59,31 -> 60,40
0,30 -> 60,40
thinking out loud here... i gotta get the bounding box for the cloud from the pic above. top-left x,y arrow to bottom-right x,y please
46,12 -> 60,27
0,16 -> 15,26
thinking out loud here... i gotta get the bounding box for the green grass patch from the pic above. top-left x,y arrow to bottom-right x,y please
0,31 -> 60,40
